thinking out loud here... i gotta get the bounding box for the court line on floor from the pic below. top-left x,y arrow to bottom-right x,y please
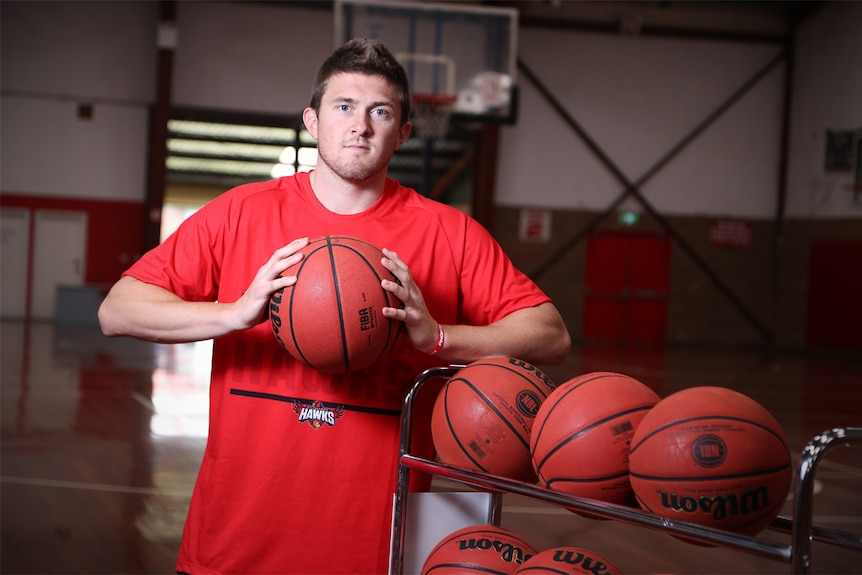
0,475 -> 191,497
131,391 -> 156,411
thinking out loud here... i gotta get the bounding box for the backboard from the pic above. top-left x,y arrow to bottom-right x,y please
334,0 -> 519,125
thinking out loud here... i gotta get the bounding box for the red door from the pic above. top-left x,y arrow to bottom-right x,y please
583,231 -> 670,346
807,238 -> 862,353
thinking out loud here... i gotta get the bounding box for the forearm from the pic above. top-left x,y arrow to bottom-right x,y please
99,239 -> 306,344
434,303 -> 571,366
98,276 -> 245,343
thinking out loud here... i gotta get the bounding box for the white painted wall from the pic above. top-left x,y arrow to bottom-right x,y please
0,96 -> 149,201
172,2 -> 333,115
0,1 -> 156,100
0,1 -> 156,201
499,29 -> 786,217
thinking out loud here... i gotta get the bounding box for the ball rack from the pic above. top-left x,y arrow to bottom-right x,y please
389,366 -> 862,575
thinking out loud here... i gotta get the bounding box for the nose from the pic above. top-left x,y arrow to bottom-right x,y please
352,113 -> 372,136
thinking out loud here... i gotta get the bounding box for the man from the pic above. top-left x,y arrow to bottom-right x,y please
99,38 -> 570,574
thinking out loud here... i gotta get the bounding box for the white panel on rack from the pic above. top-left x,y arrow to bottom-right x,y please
389,491 -> 496,575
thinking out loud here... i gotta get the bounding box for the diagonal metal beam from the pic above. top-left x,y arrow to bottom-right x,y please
519,50 -> 788,343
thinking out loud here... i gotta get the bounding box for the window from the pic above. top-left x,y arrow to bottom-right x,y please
166,113 -> 315,187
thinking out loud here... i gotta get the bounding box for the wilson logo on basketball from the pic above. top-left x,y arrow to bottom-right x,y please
516,390 -> 542,418
293,400 -> 344,429
508,358 -> 554,389
549,549 -> 615,575
658,485 -> 771,521
457,537 -> 533,565
691,434 -> 728,468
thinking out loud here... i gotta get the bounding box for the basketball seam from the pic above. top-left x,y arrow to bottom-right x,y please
442,383 -> 489,473
462,378 -> 532,450
534,404 -> 654,473
532,373 -> 627,445
324,237 -> 351,372
442,377 -> 531,475
335,241 -> 400,363
630,414 -> 789,456
546,470 -> 630,485
425,564 -> 510,574
629,462 -> 792,482
462,360 -> 556,397
287,243 -> 328,368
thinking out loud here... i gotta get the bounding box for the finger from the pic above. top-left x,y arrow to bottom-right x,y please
274,237 -> 309,261
381,306 -> 406,321
381,278 -> 403,294
271,237 -> 309,276
381,248 -> 407,271
274,274 -> 299,290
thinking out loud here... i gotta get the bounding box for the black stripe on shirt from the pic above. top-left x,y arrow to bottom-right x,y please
229,388 -> 402,417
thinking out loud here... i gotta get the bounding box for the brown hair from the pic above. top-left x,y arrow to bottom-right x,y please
309,38 -> 412,126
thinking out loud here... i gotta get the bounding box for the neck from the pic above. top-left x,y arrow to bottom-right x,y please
308,169 -> 387,215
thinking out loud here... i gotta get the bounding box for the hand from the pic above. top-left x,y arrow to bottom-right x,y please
231,237 -> 308,330
380,248 -> 439,353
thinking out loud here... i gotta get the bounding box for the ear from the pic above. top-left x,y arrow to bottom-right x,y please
302,107 -> 319,140
394,121 -> 412,151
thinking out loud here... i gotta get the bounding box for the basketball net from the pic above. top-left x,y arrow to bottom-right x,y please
411,93 -> 457,140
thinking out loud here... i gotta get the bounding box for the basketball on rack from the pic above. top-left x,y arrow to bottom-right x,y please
629,386 -> 792,536
513,546 -> 625,575
431,357 -> 556,482
421,524 -> 538,575
530,372 -> 661,506
269,236 -> 401,373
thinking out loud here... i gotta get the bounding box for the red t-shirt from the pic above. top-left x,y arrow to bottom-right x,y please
125,172 -> 551,574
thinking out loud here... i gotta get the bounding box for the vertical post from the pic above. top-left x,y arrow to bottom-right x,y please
770,37 -> 794,352
472,124 -> 499,232
143,1 -> 176,252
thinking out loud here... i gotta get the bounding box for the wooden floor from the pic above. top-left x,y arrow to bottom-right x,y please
1,321 -> 860,574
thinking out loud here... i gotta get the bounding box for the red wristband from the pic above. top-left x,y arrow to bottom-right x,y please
427,324 -> 445,356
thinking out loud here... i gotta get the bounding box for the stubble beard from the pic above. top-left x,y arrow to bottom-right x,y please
317,145 -> 388,185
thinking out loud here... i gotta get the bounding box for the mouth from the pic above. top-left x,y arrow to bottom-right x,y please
345,140 -> 370,150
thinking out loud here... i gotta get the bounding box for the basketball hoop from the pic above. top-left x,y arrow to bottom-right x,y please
396,52 -> 457,140
411,93 -> 457,139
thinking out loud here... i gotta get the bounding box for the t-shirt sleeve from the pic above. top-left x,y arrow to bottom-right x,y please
457,216 -> 551,325
123,200 -> 226,302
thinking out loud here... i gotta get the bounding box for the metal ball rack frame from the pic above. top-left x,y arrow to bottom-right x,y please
389,366 -> 862,575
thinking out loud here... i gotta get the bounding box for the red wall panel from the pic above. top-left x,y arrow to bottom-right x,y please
806,238 -> 862,353
1,193 -> 145,285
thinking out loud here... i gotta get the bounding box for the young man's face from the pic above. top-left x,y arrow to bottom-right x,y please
304,72 -> 412,184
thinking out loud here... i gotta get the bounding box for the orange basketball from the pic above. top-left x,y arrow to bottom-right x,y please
269,236 -> 401,373
431,357 -> 556,482
421,524 -> 537,575
629,386 -> 792,535
530,372 -> 660,505
513,546 -> 625,575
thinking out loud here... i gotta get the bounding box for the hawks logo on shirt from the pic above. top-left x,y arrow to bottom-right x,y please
293,400 -> 344,429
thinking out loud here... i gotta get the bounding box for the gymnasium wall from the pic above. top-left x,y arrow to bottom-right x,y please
493,2 -> 862,353
1,1 -> 860,352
